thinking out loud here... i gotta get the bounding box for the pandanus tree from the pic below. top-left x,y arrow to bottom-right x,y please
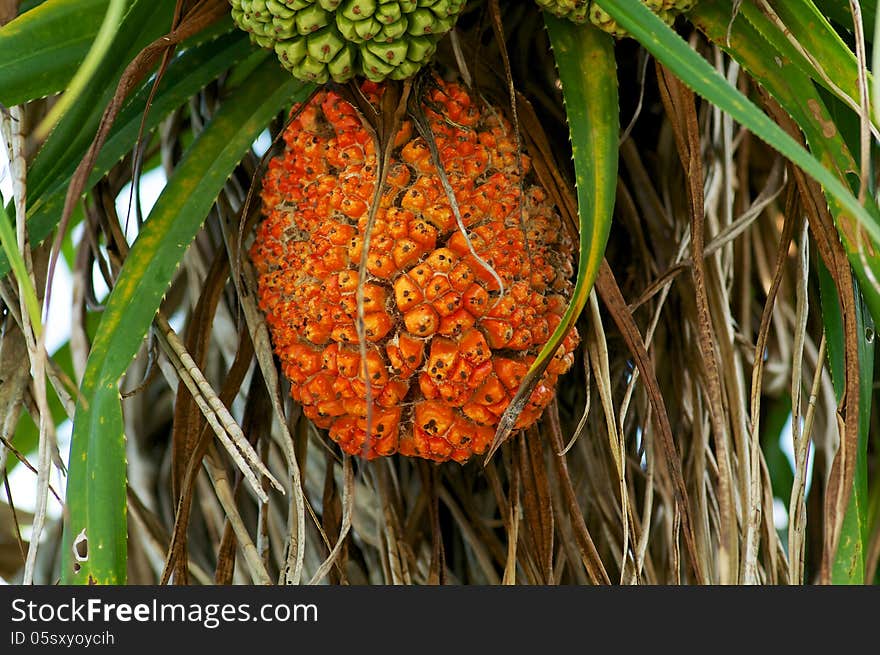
0,0 -> 878,585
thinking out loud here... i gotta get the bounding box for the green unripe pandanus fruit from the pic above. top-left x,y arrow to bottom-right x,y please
230,0 -> 467,83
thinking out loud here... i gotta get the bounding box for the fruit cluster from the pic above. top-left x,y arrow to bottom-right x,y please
251,78 -> 578,462
230,0 -> 466,83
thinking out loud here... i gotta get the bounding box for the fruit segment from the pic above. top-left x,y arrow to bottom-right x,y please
251,77 -> 579,462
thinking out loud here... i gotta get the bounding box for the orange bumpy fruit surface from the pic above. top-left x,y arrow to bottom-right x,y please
250,77 -> 579,463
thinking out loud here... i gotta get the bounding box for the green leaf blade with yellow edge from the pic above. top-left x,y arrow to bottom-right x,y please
488,14 -> 618,459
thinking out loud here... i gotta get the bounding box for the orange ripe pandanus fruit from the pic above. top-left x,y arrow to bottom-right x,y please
250,76 -> 579,463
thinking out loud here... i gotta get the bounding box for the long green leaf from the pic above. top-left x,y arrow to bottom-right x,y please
741,1 -> 871,127
536,15 -> 617,369
594,0 -> 880,262
27,0 -> 177,203
839,281 -> 873,583
60,59 -> 310,584
817,264 -> 873,584
490,15 -> 617,453
35,0 -> 127,140
0,0 -> 109,107
0,30 -> 255,278
85,31 -> 254,197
